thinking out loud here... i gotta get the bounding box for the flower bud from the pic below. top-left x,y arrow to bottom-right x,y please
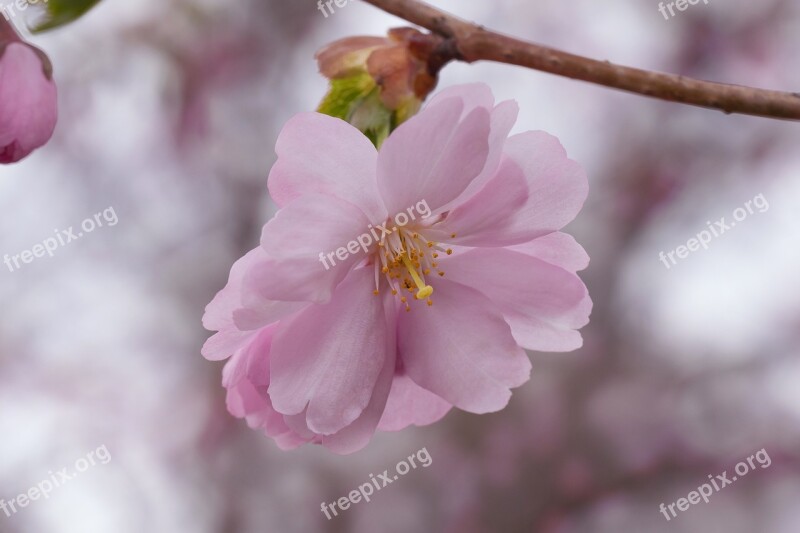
315,28 -> 440,147
0,20 -> 57,164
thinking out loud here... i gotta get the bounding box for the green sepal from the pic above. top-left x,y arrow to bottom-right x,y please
317,73 -> 376,121
317,72 -> 420,149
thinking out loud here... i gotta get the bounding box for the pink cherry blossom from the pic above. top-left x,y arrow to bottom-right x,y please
0,27 -> 58,164
203,83 -> 591,454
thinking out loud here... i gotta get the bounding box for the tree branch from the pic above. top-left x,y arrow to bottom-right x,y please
362,0 -> 800,121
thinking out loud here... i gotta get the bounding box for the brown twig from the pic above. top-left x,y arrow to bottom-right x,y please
362,0 -> 800,121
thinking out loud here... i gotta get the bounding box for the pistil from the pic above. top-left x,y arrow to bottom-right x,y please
400,253 -> 433,300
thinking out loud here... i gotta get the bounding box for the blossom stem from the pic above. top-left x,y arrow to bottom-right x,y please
362,0 -> 800,121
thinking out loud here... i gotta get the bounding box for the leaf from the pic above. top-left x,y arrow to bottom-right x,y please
30,0 -> 102,33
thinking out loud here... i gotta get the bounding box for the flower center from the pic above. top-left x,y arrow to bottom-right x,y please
371,226 -> 453,311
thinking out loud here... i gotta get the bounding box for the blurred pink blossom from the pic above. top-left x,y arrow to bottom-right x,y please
0,21 -> 57,164
202,83 -> 591,454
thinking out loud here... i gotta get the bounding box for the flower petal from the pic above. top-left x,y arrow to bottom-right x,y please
378,373 -> 452,431
268,267 -> 390,434
203,247 -> 266,331
201,246 -> 304,359
427,84 -> 519,204
267,112 -> 386,221
252,193 -> 372,303
321,291 -> 397,453
500,131 -> 589,234
0,43 -> 58,163
398,278 -> 531,414
223,327 -> 313,448
232,300 -> 306,332
377,97 -> 490,215
439,131 -> 588,246
202,247 -> 271,361
428,155 -> 529,246
440,248 -> 591,352
202,329 -> 255,362
316,36 -> 390,78
426,83 -> 495,112
507,232 -> 589,273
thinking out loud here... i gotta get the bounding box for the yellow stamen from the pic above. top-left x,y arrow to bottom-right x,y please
400,253 -> 434,300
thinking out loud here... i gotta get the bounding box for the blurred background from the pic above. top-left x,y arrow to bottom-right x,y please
1,0 -> 799,531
